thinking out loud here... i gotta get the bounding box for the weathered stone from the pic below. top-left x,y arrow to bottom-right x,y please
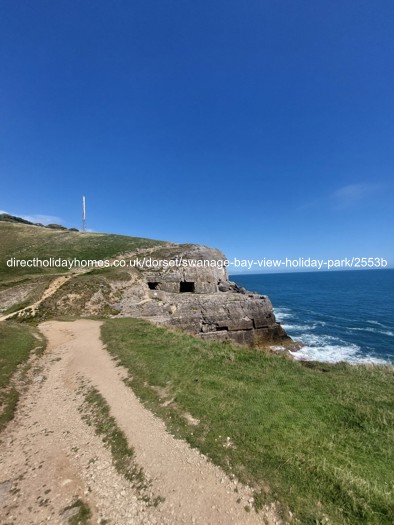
0,480 -> 13,503
41,243 -> 291,347
115,244 -> 291,346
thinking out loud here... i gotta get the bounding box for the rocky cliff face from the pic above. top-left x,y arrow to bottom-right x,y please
35,243 -> 290,347
109,245 -> 289,346
119,287 -> 288,346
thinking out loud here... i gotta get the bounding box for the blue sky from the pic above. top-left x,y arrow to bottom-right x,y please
1,1 -> 393,267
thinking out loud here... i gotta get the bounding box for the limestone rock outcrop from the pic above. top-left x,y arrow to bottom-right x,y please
114,245 -> 290,346
37,243 -> 291,347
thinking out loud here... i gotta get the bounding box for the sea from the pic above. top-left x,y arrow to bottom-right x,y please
230,269 -> 394,365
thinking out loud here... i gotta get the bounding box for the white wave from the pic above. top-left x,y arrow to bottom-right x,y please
290,344 -> 389,365
274,308 -> 294,322
275,315 -> 293,322
289,330 -> 391,364
273,308 -> 392,364
282,323 -> 317,331
298,333 -> 338,346
348,327 -> 394,337
366,320 -> 393,329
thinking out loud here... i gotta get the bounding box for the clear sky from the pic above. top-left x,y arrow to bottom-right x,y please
1,1 -> 393,266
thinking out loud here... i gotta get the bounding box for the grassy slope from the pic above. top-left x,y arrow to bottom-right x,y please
0,222 -> 165,279
102,318 -> 394,525
0,322 -> 43,429
0,221 -> 165,313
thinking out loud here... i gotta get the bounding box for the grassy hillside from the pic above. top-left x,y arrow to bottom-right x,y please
0,221 -> 165,279
102,318 -> 394,525
0,221 -> 166,313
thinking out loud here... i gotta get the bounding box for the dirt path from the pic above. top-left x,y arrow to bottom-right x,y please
0,320 -> 280,525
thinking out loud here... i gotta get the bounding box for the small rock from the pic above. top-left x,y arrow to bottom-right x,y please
0,480 -> 13,502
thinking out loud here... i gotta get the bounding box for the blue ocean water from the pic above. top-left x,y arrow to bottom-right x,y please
230,270 -> 394,364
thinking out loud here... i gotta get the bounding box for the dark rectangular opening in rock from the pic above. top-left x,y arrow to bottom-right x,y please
148,282 -> 160,290
216,326 -> 228,331
179,281 -> 195,293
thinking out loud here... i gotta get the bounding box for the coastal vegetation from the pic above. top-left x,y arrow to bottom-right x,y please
0,219 -> 165,317
0,220 -> 164,279
102,317 -> 394,525
0,322 -> 44,429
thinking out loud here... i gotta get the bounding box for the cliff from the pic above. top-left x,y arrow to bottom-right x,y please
0,220 -> 290,347
35,244 -> 290,347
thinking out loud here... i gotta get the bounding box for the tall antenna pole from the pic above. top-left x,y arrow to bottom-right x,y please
82,195 -> 86,232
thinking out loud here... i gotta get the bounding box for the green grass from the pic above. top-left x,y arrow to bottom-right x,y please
0,322 -> 44,430
101,318 -> 394,525
81,386 -> 146,487
0,219 -> 165,318
80,385 -> 164,506
0,222 -> 165,278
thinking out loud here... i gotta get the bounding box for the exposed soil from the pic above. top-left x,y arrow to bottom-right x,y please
0,276 -> 72,321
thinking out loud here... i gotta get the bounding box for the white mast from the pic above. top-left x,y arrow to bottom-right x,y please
82,195 -> 86,232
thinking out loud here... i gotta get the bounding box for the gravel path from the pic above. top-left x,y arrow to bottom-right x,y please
0,320 -> 280,524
